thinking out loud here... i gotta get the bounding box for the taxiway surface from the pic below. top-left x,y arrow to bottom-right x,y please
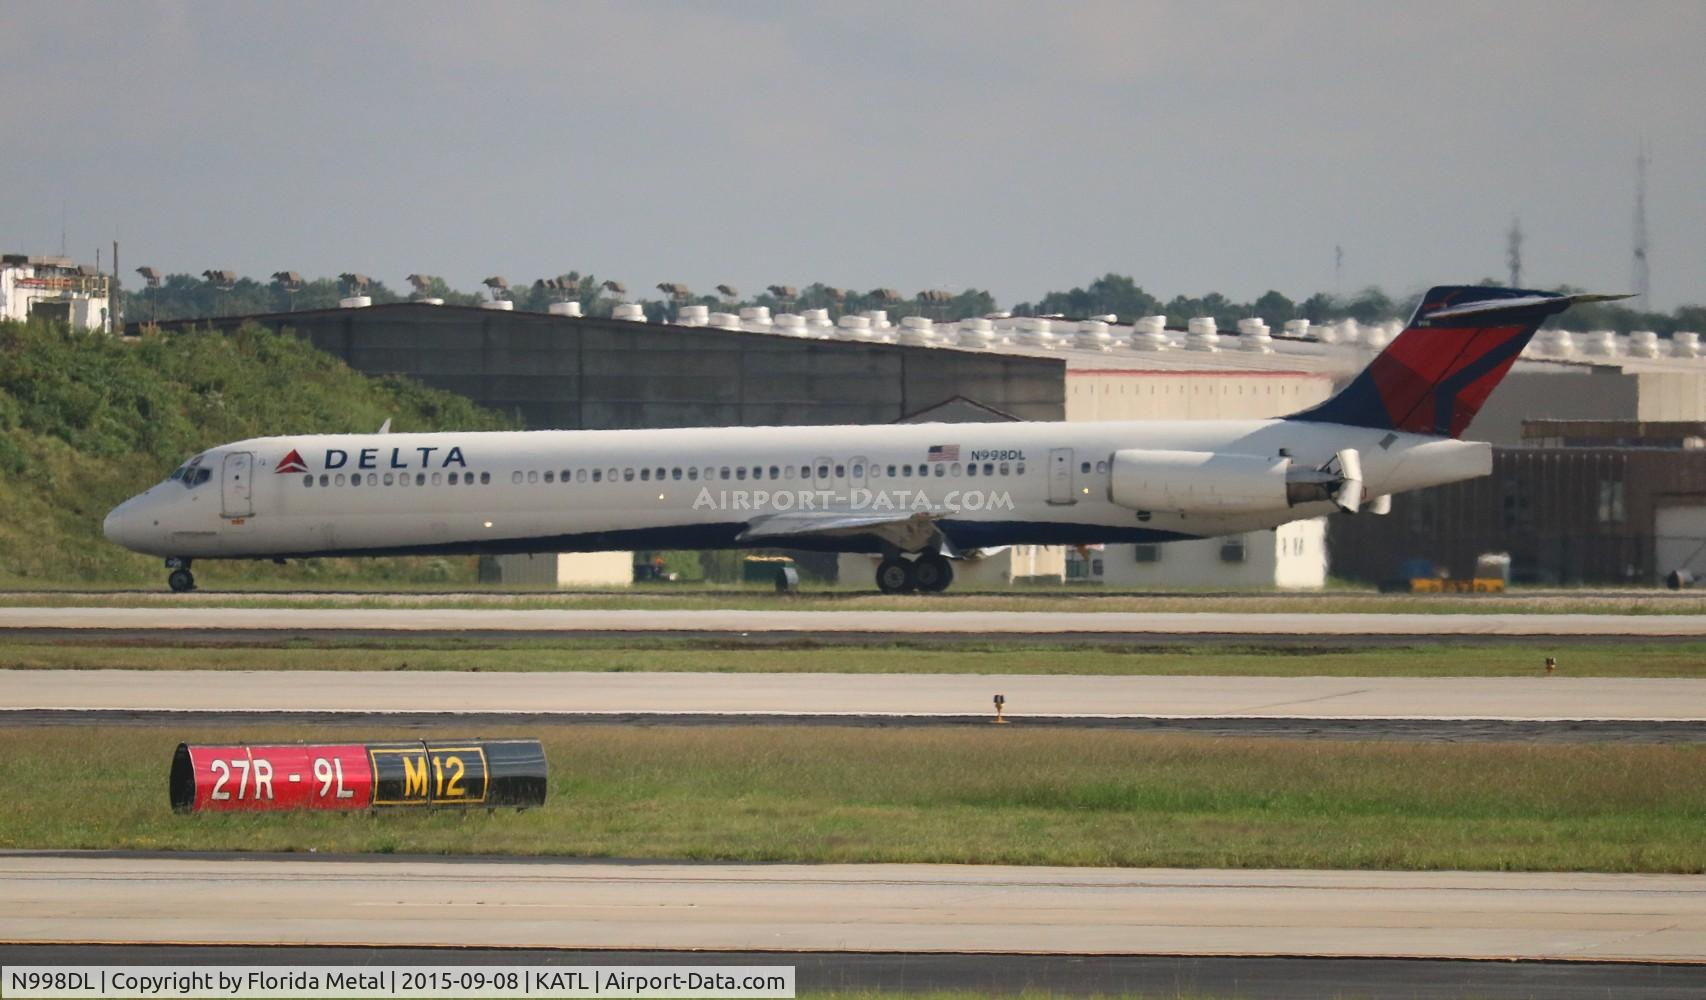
6,669 -> 1705,721
6,605 -> 1706,638
3,854 -> 1702,962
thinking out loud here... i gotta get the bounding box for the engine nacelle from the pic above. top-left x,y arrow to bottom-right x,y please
1108,449 -> 1291,515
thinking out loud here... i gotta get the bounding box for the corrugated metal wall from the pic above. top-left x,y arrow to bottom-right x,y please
1330,448 -> 1706,584
142,303 -> 1067,430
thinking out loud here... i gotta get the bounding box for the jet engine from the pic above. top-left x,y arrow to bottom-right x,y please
1108,448 -> 1365,516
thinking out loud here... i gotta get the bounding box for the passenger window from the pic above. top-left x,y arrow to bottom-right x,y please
371,473 -> 380,485
1096,460 -> 1108,473
623,468 -> 635,481
529,470 -> 540,484
736,467 -> 747,480
510,471 -> 521,484
673,468 -> 683,480
983,463 -> 993,476
577,469 -> 587,482
721,467 -> 731,480
834,464 -> 845,478
1016,462 -> 1026,475
1081,461 -> 1092,474
641,468 -> 651,481
544,471 -> 554,483
607,468 -> 617,482
950,463 -> 961,476
320,474 -> 329,487
933,464 -> 945,477
383,473 -> 394,486
751,466 -> 761,480
768,466 -> 779,480
800,466 -> 811,479
398,475 -> 409,487
351,475 -> 362,488
416,473 -> 425,486
887,465 -> 897,477
431,472 -> 441,485
481,471 -> 491,484
592,469 -> 602,482
302,475 -> 313,487
335,473 -> 346,486
561,469 -> 571,483
687,467 -> 698,480
449,472 -> 460,485
967,464 -> 978,477
852,464 -> 864,478
817,465 -> 830,479
999,462 -> 1010,476
656,468 -> 666,480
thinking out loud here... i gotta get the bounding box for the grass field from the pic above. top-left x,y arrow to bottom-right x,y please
3,725 -> 1701,873
4,636 -> 1703,677
6,588 -> 1706,614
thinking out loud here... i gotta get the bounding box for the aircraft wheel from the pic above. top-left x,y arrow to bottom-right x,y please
913,553 -> 954,593
168,568 -> 196,593
875,556 -> 916,594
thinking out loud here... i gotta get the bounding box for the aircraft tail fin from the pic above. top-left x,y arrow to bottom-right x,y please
1290,286 -> 1626,438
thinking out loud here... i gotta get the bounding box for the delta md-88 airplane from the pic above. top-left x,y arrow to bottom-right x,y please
104,286 -> 1614,593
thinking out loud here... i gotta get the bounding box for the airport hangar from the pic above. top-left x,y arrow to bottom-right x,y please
131,301 -> 1706,588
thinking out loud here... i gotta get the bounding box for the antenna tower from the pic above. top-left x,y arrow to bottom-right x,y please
1633,144 -> 1651,310
1506,216 -> 1524,287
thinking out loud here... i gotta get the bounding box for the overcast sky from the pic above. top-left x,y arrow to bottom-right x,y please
4,1 -> 1702,310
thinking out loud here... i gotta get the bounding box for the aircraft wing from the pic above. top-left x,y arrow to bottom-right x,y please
737,509 -> 945,551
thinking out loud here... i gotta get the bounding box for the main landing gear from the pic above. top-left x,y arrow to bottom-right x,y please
875,552 -> 954,595
166,558 -> 196,593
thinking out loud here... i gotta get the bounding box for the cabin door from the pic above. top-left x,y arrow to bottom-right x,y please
222,452 -> 254,518
1048,447 -> 1076,505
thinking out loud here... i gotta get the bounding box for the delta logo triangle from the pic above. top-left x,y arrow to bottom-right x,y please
276,449 -> 308,474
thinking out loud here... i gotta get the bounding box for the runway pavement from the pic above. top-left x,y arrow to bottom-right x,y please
3,853 -> 1702,962
5,669 -> 1705,721
7,605 -> 1706,638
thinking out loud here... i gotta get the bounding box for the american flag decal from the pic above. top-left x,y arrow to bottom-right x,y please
927,444 -> 960,462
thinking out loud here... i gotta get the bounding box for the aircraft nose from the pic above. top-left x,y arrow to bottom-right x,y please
103,500 -> 142,550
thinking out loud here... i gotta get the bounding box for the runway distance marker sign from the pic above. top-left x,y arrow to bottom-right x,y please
170,739 -> 545,813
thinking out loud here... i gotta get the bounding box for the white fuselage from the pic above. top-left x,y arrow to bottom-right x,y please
102,418 -> 1490,563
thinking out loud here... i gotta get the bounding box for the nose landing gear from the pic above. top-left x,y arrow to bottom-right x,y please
874,552 -> 954,594
166,558 -> 196,593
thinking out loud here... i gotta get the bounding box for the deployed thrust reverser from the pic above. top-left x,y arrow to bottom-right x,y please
1108,448 -> 1367,516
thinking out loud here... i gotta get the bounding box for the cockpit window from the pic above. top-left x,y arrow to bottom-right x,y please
171,455 -> 209,487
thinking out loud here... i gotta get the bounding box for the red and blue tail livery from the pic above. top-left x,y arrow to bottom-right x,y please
1293,286 -> 1621,439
